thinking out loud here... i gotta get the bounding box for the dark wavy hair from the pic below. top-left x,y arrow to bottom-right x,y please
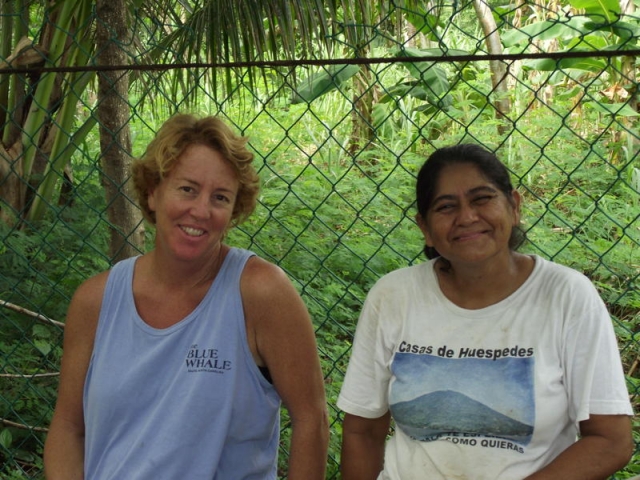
416,143 -> 525,260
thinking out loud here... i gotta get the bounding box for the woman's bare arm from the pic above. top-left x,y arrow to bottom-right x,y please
241,257 -> 329,480
525,414 -> 633,480
44,272 -> 107,480
341,411 -> 391,480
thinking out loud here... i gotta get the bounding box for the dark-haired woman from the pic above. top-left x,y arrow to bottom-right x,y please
338,144 -> 633,479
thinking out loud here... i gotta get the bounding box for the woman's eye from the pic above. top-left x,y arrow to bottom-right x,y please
214,194 -> 230,203
179,185 -> 195,194
473,195 -> 494,204
435,204 -> 454,212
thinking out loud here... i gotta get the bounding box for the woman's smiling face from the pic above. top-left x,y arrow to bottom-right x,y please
416,162 -> 521,268
148,144 -> 239,264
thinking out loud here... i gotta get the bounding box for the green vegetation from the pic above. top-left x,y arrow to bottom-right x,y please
4,84 -> 638,477
1,1 -> 638,479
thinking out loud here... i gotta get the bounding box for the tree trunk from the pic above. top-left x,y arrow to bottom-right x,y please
0,143 -> 24,225
347,7 -> 377,160
1,3 -> 92,226
621,0 -> 637,113
472,0 -> 511,133
349,66 -> 377,156
0,35 -> 45,224
95,0 -> 144,263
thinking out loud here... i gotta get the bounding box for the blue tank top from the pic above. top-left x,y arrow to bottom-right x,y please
83,248 -> 281,479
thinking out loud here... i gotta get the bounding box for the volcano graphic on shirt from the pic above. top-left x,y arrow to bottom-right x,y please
389,352 -> 535,446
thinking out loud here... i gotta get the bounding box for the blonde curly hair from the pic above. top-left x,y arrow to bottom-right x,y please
132,114 -> 260,227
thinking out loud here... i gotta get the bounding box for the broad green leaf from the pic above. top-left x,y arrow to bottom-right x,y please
385,81 -> 453,110
523,56 -> 606,72
555,86 -> 583,100
565,33 -> 608,50
609,21 -> 640,41
399,47 -> 469,58
397,48 -> 450,93
291,64 -> 360,104
405,11 -> 443,42
388,82 -> 432,101
371,103 -> 391,128
584,101 -> 640,117
502,17 -> 592,46
380,83 -> 419,102
414,103 -> 438,115
569,0 -> 620,22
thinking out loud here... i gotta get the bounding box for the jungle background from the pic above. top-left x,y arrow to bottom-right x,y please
0,0 -> 639,478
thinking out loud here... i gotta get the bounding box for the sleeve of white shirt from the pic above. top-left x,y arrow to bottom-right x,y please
561,269 -> 634,424
338,281 -> 395,419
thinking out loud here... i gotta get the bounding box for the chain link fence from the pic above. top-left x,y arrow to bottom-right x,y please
1,1 -> 639,478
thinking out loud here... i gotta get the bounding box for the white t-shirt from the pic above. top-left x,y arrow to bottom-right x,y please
338,255 -> 632,480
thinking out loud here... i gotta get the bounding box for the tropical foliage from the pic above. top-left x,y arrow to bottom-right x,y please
0,1 -> 638,478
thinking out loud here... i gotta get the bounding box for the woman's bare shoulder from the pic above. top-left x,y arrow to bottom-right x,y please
241,255 -> 290,291
65,269 -> 111,334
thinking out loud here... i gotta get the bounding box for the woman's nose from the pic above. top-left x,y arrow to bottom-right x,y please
457,202 -> 479,224
191,195 -> 211,218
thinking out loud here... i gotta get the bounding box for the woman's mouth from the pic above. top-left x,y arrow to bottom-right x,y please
181,226 -> 205,237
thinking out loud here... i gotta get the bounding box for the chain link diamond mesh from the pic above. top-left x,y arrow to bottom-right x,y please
1,1 -> 639,478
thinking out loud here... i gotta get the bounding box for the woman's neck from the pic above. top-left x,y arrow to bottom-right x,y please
145,244 -> 227,291
435,253 -> 534,310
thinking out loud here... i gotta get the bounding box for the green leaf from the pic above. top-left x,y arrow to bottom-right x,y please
291,64 -> 360,104
0,429 -> 12,449
569,0 -> 620,22
502,17 -> 592,46
584,101 -> 640,117
609,21 -> 640,41
32,323 -> 51,339
399,46 -> 469,59
523,56 -> 606,72
398,49 -> 446,89
14,449 -> 36,463
405,11 -> 443,42
34,339 -> 52,356
381,82 -> 422,101
371,103 -> 391,129
555,86 -> 583,100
